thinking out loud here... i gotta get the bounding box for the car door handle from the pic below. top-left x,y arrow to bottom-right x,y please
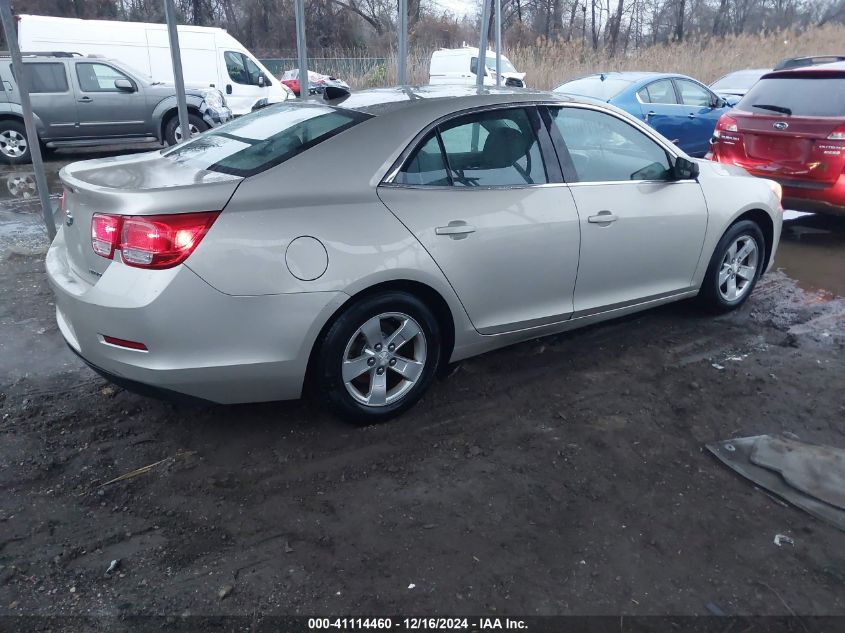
588,211 -> 618,224
77,96 -> 93,103
688,113 -> 696,119
644,110 -> 656,120
435,221 -> 476,239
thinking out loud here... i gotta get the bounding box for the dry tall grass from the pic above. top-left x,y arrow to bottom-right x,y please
349,25 -> 845,89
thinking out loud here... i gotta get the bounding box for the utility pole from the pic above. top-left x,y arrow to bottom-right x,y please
164,0 -> 191,141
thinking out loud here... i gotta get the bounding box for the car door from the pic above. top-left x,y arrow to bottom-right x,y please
546,105 -> 708,314
636,78 -> 690,150
377,106 -> 582,334
72,62 -> 148,139
222,51 -> 265,115
674,78 -> 730,157
14,62 -> 78,140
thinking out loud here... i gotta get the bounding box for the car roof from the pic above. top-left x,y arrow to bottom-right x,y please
567,71 -> 683,83
330,85 -> 579,116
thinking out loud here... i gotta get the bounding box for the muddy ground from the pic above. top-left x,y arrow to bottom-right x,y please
1,153 -> 845,625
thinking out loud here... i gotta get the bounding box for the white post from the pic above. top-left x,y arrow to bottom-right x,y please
0,0 -> 56,239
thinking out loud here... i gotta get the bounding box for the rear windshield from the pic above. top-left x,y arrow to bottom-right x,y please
738,76 -> 845,117
553,76 -> 631,100
163,103 -> 371,177
711,70 -> 766,91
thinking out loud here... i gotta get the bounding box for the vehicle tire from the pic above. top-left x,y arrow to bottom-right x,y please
699,219 -> 766,313
0,120 -> 32,164
313,291 -> 442,424
163,113 -> 208,146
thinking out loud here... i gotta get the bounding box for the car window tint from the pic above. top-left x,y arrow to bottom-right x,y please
550,107 -> 671,182
163,103 -> 370,177
677,79 -> 712,106
395,132 -> 450,186
438,108 -> 547,186
638,79 -> 677,104
739,77 -> 845,117
76,63 -> 131,92
15,63 -> 68,93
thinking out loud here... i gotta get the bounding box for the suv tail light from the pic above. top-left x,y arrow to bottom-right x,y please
828,124 -> 845,140
713,114 -> 738,138
91,211 -> 220,269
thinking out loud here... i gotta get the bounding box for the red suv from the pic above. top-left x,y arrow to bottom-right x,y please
709,63 -> 845,215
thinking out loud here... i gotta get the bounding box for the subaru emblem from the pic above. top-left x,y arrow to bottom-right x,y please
773,121 -> 788,130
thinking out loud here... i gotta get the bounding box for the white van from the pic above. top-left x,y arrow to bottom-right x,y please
17,14 -> 290,116
429,47 -> 526,87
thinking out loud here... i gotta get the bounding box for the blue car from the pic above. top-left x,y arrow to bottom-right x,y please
553,72 -> 735,157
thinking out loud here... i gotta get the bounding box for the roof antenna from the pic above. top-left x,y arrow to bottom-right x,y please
600,72 -> 606,81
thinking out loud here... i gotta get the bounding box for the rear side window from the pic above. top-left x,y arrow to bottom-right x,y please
164,103 -> 370,177
637,79 -> 677,104
394,132 -> 450,186
14,63 -> 68,93
739,76 -> 845,117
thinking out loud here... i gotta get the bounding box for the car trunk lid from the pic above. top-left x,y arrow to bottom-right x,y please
59,150 -> 241,285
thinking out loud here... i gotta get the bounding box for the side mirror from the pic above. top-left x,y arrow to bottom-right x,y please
673,156 -> 700,180
257,75 -> 266,87
114,78 -> 135,92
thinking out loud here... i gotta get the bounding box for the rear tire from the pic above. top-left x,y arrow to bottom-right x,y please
699,219 -> 766,313
313,291 -> 442,424
0,120 -> 32,164
164,113 -> 208,146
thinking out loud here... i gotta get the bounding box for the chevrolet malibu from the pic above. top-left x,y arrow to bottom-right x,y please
47,86 -> 783,423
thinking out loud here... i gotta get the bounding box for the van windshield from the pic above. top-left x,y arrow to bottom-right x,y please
163,103 -> 371,177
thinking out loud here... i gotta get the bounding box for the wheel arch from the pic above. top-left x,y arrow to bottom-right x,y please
731,208 -> 775,269
157,102 -> 205,142
304,279 -> 457,388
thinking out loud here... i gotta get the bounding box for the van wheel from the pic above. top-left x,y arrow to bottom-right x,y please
699,220 -> 766,313
313,291 -> 442,424
0,121 -> 32,164
164,114 -> 208,146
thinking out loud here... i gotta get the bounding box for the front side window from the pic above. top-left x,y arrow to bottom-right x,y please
676,79 -> 713,107
395,132 -> 450,186
550,107 -> 671,182
15,63 -> 68,93
76,63 -> 132,92
438,108 -> 547,186
638,79 -> 677,104
225,51 -> 260,85
164,103 -> 370,177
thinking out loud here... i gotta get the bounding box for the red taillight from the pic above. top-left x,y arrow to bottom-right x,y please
828,124 -> 845,140
91,213 -> 121,259
90,211 -> 219,269
713,114 -> 738,137
102,335 -> 148,351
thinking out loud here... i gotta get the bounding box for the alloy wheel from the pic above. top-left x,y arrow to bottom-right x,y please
0,130 -> 27,158
173,123 -> 200,143
718,235 -> 758,302
342,312 -> 427,407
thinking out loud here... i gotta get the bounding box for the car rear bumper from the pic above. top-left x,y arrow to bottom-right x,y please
46,228 -> 347,404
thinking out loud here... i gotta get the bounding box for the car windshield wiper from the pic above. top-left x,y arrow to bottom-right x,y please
752,103 -> 792,115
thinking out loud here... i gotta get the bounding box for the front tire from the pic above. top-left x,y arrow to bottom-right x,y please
314,291 -> 442,424
163,113 -> 208,146
699,219 -> 766,313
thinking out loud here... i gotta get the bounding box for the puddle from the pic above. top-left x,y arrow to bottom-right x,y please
776,213 -> 845,298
